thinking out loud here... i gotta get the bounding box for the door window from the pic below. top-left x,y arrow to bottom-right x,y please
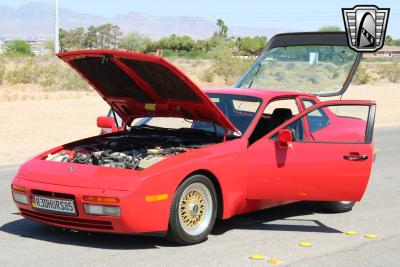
250,98 -> 301,144
278,103 -> 375,144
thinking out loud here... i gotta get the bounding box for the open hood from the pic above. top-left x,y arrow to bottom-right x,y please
57,50 -> 239,134
236,32 -> 362,97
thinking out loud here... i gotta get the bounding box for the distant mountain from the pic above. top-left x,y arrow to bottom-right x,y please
0,1 -> 290,39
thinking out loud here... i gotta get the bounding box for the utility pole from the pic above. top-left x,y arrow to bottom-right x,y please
54,0 -> 60,53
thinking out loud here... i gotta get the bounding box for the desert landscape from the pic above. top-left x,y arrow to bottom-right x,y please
0,58 -> 399,166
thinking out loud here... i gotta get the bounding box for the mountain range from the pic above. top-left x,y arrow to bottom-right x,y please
0,2 -> 291,39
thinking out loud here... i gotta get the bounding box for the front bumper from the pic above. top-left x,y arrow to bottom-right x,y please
11,177 -> 170,235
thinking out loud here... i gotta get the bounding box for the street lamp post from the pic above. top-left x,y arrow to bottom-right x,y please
54,0 -> 60,53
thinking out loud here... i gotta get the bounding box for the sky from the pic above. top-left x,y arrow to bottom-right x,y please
2,0 -> 400,37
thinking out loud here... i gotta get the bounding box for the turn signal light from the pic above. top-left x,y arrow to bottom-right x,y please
82,196 -> 120,204
145,194 -> 169,202
11,184 -> 26,192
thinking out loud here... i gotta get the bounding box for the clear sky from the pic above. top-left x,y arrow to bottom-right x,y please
3,0 -> 400,37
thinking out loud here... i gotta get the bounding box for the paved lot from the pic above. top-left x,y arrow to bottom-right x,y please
0,127 -> 399,267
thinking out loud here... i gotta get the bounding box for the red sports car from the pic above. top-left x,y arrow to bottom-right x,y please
11,32 -> 376,245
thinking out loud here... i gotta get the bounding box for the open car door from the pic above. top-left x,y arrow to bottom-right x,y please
236,32 -> 362,97
246,100 -> 376,201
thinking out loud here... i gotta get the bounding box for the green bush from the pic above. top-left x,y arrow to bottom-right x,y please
4,40 -> 34,56
353,64 -> 371,84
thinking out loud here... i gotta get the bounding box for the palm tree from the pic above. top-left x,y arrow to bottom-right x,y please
216,19 -> 228,38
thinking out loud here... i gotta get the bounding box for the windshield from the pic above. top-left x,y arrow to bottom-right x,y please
131,93 -> 262,135
238,45 -> 358,95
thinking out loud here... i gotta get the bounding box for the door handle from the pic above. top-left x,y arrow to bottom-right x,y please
343,154 -> 368,161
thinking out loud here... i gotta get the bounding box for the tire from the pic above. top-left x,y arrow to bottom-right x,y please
321,201 -> 355,213
167,174 -> 217,245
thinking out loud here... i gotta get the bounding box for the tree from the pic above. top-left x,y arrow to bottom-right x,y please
318,25 -> 341,32
215,19 -> 228,39
59,28 -> 69,51
385,35 -> 400,46
4,40 -> 33,56
237,36 -> 267,56
84,25 -> 98,49
111,25 -> 123,49
119,32 -> 148,52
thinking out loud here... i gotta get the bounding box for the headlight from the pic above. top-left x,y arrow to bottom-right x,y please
84,204 -> 120,216
12,191 -> 28,205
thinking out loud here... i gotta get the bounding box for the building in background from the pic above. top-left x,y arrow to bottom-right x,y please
366,45 -> 400,59
0,37 -> 52,55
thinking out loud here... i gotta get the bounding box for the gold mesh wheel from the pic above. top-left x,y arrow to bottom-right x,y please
178,182 -> 213,236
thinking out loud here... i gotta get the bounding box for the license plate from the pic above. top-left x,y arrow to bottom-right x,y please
32,195 -> 77,215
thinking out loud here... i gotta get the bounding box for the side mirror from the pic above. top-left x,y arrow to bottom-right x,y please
277,129 -> 294,148
97,116 -> 115,129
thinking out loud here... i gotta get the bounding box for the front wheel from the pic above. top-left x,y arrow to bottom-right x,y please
167,174 -> 217,245
321,201 -> 356,213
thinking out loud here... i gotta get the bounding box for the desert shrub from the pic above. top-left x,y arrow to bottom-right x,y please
331,71 -> 340,79
379,62 -> 400,83
200,67 -> 215,83
210,43 -> 252,84
274,72 -> 285,81
353,64 -> 371,84
307,75 -> 319,84
3,56 -> 89,90
37,59 -> 89,90
191,60 -> 201,68
0,57 -> 5,85
286,62 -> 295,70
5,58 -> 39,84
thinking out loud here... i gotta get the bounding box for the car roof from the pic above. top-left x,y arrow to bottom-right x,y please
203,87 -> 316,101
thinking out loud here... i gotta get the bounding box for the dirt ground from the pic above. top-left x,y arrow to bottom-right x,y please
0,83 -> 399,166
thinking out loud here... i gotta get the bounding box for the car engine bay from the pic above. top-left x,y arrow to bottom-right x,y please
44,126 -> 219,170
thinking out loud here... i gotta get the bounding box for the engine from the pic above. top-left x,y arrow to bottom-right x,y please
44,127 -> 218,170
45,144 -> 190,170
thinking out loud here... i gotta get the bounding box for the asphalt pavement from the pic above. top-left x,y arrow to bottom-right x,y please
0,127 -> 399,266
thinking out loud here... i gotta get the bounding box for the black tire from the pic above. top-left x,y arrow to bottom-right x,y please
167,174 -> 217,245
321,201 -> 356,213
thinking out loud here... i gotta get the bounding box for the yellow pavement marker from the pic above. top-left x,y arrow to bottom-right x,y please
364,234 -> 378,239
298,241 -> 312,247
267,258 -> 283,265
249,254 -> 265,260
345,230 -> 358,235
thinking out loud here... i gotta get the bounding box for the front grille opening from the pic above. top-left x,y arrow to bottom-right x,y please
31,190 -> 75,200
20,208 -> 113,230
31,190 -> 52,197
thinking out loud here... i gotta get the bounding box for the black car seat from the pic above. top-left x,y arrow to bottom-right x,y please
265,108 -> 293,133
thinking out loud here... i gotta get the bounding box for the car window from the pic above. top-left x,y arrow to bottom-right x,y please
132,93 -> 262,135
271,119 -> 305,141
302,99 -> 316,109
249,98 -> 301,144
238,45 -> 358,96
307,108 -> 330,133
264,98 -> 299,115
275,104 -> 372,144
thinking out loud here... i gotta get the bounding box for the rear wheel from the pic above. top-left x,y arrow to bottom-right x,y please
322,201 -> 355,213
167,174 -> 217,245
